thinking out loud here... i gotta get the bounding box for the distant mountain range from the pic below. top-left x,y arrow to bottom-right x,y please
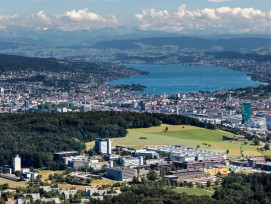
91,37 -> 271,52
0,26 -> 271,50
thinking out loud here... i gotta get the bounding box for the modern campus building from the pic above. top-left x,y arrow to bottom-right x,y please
242,102 -> 252,124
13,155 -> 21,172
105,167 -> 137,181
95,138 -> 111,154
146,145 -> 226,162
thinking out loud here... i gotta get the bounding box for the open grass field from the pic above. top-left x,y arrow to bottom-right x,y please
0,178 -> 27,188
58,183 -> 90,191
112,124 -> 266,158
38,170 -> 64,182
173,187 -> 214,197
91,178 -> 115,188
58,178 -> 114,190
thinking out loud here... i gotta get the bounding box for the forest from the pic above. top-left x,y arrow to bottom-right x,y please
0,111 -> 215,169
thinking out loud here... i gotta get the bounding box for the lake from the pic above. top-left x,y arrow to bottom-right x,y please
108,64 -> 261,94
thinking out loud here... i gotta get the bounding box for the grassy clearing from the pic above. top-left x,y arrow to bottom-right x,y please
91,178 -> 115,188
174,187 -> 214,197
112,124 -> 262,157
58,178 -> 114,190
38,170 -> 64,182
58,183 -> 91,191
86,141 -> 95,151
0,178 -> 27,188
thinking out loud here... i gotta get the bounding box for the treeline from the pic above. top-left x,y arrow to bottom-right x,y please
213,173 -> 271,203
0,111 -> 215,169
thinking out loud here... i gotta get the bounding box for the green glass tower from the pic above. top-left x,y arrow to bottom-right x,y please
242,102 -> 251,124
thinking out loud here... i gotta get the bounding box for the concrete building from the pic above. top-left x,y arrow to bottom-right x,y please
119,157 -> 143,167
106,167 -> 136,181
95,138 -> 111,154
147,145 -> 226,162
3,165 -> 13,174
22,172 -> 39,180
134,150 -> 159,159
54,151 -> 79,161
13,155 -> 21,172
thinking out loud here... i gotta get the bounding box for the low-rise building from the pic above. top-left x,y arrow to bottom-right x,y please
106,167 -> 137,181
119,157 -> 143,167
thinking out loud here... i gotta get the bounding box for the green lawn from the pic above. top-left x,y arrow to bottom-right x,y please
112,124 -> 264,157
0,178 -> 27,189
174,187 -> 214,197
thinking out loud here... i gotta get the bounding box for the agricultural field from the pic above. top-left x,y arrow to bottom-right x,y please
173,187 -> 214,197
112,124 -> 266,158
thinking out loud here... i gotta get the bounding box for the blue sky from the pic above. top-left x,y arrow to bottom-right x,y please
0,0 -> 271,33
1,0 -> 270,15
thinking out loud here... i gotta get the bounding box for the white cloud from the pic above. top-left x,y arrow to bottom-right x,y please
135,5 -> 271,34
32,11 -> 52,24
0,9 -> 118,30
63,9 -> 103,22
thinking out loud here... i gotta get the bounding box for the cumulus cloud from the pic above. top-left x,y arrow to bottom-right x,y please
61,8 -> 111,22
0,9 -> 118,30
32,11 -> 52,24
135,5 -> 271,34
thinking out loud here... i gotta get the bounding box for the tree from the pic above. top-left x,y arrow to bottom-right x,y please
264,144 -> 270,150
226,149 -> 229,154
147,170 -> 158,181
160,169 -> 166,177
206,181 -> 211,187
132,176 -> 139,184
15,171 -> 22,177
254,138 -> 260,145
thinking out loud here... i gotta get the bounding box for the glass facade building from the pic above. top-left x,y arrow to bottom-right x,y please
242,102 -> 251,124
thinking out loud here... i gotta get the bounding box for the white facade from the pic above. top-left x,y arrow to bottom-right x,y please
119,157 -> 143,167
13,155 -> 21,172
0,87 -> 4,95
96,139 -> 111,154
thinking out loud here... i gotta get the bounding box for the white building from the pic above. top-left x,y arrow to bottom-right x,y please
95,138 -> 111,154
13,155 -> 21,172
119,157 -> 143,167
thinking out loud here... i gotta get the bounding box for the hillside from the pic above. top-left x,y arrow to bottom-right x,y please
0,111 -> 215,169
91,37 -> 271,51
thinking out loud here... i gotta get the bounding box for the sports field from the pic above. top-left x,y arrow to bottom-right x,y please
173,187 -> 214,196
112,124 -> 265,157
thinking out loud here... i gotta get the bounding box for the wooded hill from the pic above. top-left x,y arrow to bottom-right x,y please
0,111 -> 215,169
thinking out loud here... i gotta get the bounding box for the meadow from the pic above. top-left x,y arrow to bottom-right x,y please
112,124 -> 266,157
173,187 -> 214,197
